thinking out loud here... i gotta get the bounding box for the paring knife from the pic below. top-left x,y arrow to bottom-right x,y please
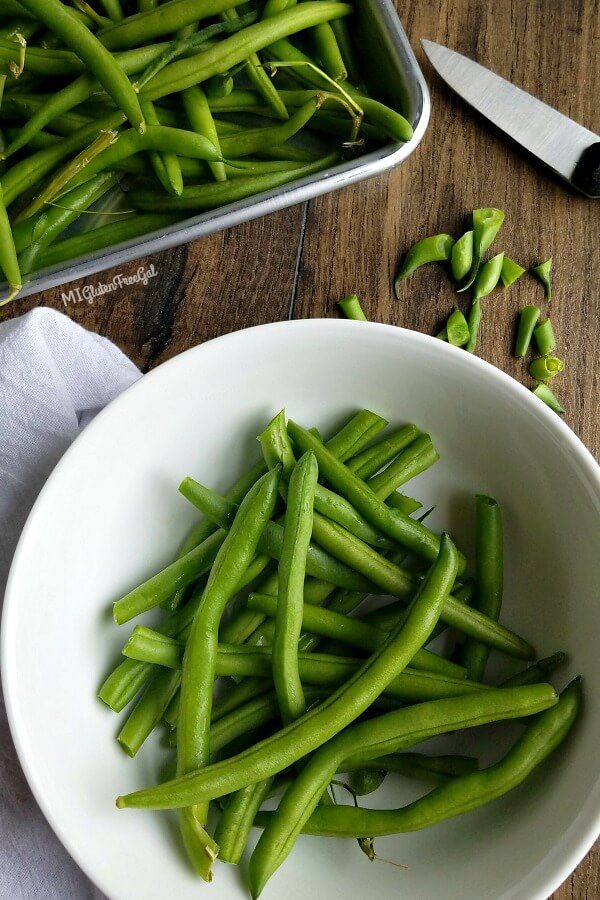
421,39 -> 600,199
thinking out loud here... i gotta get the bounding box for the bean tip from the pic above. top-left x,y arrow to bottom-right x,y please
115,796 -> 126,809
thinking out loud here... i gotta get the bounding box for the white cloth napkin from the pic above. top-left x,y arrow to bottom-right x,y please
0,308 -> 140,899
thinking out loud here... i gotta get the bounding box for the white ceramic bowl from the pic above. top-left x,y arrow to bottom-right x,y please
2,320 -> 599,900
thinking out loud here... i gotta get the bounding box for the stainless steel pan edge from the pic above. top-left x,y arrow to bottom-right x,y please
10,0 -> 430,300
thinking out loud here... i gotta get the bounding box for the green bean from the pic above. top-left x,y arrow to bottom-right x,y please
446,308 -> 470,347
365,433 -> 438,494
312,21 -> 346,81
514,305 -> 540,358
223,7 -> 288,121
114,529 -> 226,625
140,99 -> 183,196
0,185 -> 20,301
532,382 -> 565,414
1,109 -> 125,207
217,410 -> 389,646
248,683 -> 558,892
533,257 -> 552,299
450,230 -> 473,281
465,299 -> 482,354
182,85 -> 226,183
274,451 -> 318,723
177,467 -> 280,879
1,74 -> 97,159
529,355 -> 564,382
116,533 -> 460,810
16,0 -> 144,131
289,679 -> 580,840
265,37 -> 412,143
394,233 -> 454,288
459,207 -> 505,292
346,751 -> 479,783
98,0 -> 246,49
501,255 -> 525,287
461,495 -> 503,682
473,251 -> 504,300
533,317 -> 556,356
181,476 -> 533,658
247,593 -> 467,680
346,425 -> 419,479
321,409 -> 388,462
217,95 -> 321,158
215,777 -> 275,864
100,0 -> 123,19
37,212 -> 179,270
204,72 -> 234,97
54,124 -> 222,199
287,422 -> 461,570
133,13 -> 257,91
167,458 -> 267,612
129,152 -> 338,210
500,651 -> 567,687
18,171 -> 121,275
117,666 -> 181,757
139,4 -> 352,100
337,293 -> 366,320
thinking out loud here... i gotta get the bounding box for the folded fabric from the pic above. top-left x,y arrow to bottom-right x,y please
0,307 -> 140,899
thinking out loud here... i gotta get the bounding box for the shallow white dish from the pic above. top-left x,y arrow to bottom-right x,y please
2,319 -> 600,900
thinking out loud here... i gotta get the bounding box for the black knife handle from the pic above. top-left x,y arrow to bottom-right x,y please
571,142 -> 600,198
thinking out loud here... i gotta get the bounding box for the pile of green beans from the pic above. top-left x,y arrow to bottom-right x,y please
100,406 -> 579,893
0,0 -> 414,303
389,208 -> 564,412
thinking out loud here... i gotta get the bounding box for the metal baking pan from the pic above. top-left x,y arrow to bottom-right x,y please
7,0 -> 430,300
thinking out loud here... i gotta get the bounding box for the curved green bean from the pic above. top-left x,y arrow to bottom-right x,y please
116,533 -> 460,810
16,0 -> 144,131
472,251 -> 504,300
532,257 -> 552,299
140,3 -> 352,100
282,679 -> 579,839
248,683 -> 558,893
394,233 -> 454,286
459,207 -> 504,292
128,152 -> 339,211
177,466 -> 280,879
140,99 -> 184,196
450,230 -> 473,281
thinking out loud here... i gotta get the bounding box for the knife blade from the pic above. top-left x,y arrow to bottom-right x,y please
421,39 -> 600,198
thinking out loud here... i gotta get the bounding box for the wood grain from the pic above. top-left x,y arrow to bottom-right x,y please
5,0 -> 599,893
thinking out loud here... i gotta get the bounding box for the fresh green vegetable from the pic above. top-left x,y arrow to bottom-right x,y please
532,382 -> 565,414
338,293 -> 367,320
533,318 -> 556,356
514,305 -> 540,358
529,355 -> 564,382
445,309 -> 470,347
533,257 -> 552,299
394,233 -> 454,289
500,256 -> 525,287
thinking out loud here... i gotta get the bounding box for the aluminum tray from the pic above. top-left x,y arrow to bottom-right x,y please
8,0 -> 430,300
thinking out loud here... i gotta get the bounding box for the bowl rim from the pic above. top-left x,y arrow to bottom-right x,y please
2,318 -> 599,900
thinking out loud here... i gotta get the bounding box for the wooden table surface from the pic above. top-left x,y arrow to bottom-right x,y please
7,0 -> 599,895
